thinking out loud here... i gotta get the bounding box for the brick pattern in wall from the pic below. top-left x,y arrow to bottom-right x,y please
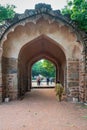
67,59 -> 79,98
85,45 -> 87,102
79,59 -> 85,101
79,51 -> 87,102
2,56 -> 17,74
2,57 -> 18,100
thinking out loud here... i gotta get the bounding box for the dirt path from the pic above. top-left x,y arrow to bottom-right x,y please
0,89 -> 87,130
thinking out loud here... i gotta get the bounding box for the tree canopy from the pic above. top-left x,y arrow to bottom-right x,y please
32,59 -> 56,78
62,0 -> 87,32
0,4 -> 16,24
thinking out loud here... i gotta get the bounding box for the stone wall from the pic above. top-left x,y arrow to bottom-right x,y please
2,57 -> 18,100
79,56 -> 85,102
0,48 -> 2,102
79,51 -> 87,102
84,74 -> 87,102
67,59 -> 79,99
85,43 -> 87,102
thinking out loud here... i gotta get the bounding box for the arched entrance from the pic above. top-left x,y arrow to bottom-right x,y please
0,4 -> 86,102
31,59 -> 56,88
18,35 -> 66,98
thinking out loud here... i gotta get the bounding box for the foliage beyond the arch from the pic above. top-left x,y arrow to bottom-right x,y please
32,59 -> 56,77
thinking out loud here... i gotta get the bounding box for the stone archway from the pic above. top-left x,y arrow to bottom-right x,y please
18,35 -> 66,98
0,4 -> 86,102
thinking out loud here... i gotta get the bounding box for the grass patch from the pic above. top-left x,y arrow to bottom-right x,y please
82,116 -> 87,119
76,103 -> 87,109
81,105 -> 87,109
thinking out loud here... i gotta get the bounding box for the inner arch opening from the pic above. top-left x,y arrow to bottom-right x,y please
31,58 -> 56,88
18,35 -> 66,98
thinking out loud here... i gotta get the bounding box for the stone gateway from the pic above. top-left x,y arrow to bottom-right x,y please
0,4 -> 87,102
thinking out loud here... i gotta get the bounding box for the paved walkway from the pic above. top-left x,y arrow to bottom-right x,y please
0,89 -> 87,130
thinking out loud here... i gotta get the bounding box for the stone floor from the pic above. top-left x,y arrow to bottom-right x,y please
0,88 -> 87,130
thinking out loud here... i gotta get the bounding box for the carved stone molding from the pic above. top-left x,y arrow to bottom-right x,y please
0,3 -> 86,45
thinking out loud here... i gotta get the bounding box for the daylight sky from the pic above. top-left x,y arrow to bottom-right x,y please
0,0 -> 67,13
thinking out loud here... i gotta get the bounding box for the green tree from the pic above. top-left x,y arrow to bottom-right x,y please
32,59 -> 56,78
32,61 -> 43,77
0,4 -> 16,24
42,60 -> 56,77
62,0 -> 87,32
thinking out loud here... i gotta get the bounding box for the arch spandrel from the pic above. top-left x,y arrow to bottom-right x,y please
2,18 -> 81,60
